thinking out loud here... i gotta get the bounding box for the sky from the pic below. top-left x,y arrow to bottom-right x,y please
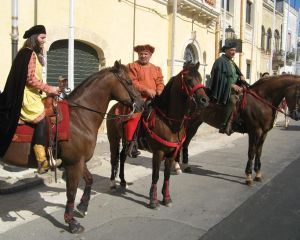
290,0 -> 300,10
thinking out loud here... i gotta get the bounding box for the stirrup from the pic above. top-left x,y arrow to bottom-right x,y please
126,141 -> 141,158
47,147 -> 62,168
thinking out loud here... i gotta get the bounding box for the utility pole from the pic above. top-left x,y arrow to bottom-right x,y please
11,0 -> 18,62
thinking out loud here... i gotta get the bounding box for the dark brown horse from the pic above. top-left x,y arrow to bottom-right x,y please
1,61 -> 144,233
175,74 -> 300,185
106,62 -> 209,209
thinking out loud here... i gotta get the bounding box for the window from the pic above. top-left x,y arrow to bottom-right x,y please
261,26 -> 265,50
221,0 -> 230,12
246,1 -> 252,24
274,30 -> 280,52
183,43 -> 199,64
266,28 -> 272,52
246,60 -> 251,79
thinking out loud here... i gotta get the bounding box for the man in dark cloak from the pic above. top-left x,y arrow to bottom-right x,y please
0,48 -> 33,157
206,41 -> 245,135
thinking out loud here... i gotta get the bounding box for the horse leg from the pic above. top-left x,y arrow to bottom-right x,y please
110,139 -> 120,190
119,146 -> 128,188
245,134 -> 257,186
149,151 -> 163,209
162,158 -> 172,207
77,163 -> 93,216
254,133 -> 267,182
64,161 -> 85,234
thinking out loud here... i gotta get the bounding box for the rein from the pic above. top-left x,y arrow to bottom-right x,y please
244,88 -> 290,117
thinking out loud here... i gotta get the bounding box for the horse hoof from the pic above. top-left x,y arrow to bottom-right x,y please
76,204 -> 88,217
69,219 -> 85,234
174,168 -> 182,175
254,176 -> 262,182
183,166 -> 192,173
120,182 -> 128,188
163,199 -> 173,207
148,202 -> 160,210
245,180 -> 253,186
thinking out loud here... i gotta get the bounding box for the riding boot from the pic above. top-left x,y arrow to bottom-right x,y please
125,114 -> 142,158
33,144 -> 49,174
126,140 -> 141,158
219,107 -> 232,135
224,112 -> 234,136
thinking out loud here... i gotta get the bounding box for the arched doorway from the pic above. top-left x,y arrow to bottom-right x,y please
47,40 -> 100,87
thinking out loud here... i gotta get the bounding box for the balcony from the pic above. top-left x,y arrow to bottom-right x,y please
176,0 -> 220,26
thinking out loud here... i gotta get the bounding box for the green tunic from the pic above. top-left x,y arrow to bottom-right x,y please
207,54 -> 243,105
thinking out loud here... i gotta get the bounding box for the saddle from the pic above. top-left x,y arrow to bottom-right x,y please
12,99 -> 70,143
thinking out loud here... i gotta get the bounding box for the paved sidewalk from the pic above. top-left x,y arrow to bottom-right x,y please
0,113 -> 287,194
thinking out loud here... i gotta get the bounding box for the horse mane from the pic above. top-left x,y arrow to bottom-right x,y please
68,63 -> 128,98
250,74 -> 297,89
152,75 -> 175,111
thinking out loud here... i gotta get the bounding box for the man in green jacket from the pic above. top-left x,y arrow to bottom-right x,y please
207,41 -> 245,135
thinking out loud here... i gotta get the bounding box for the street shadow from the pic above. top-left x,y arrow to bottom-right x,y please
105,187 -> 149,208
279,125 -> 300,131
183,164 -> 246,185
0,184 -> 67,231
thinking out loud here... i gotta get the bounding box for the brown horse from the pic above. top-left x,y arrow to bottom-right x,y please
1,61 -> 144,233
106,62 -> 209,209
175,74 -> 300,185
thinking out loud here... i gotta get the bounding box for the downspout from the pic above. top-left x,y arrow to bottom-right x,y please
250,0 -> 256,84
68,0 -> 75,90
11,0 -> 18,62
239,0 -> 245,70
269,0 -> 276,74
222,0 -> 227,46
171,0 -> 177,77
132,0 -> 136,62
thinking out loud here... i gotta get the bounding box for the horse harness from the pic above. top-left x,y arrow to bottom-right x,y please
142,70 -> 205,159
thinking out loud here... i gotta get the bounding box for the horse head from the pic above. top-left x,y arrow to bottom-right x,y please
285,83 -> 300,121
111,60 -> 144,112
181,61 -> 209,109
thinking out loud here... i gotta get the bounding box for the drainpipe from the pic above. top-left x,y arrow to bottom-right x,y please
132,0 -> 136,62
269,0 -> 276,74
250,0 -> 256,84
171,0 -> 177,77
284,0 -> 290,73
222,0 -> 227,46
68,0 -> 75,90
11,0 -> 18,62
239,0 -> 245,70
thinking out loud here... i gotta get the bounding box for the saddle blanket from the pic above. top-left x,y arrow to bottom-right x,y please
12,100 -> 70,143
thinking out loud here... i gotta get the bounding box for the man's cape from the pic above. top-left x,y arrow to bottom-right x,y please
206,54 -> 242,105
0,48 -> 33,157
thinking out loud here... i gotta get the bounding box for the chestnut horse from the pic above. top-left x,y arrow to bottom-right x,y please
106,62 -> 209,209
1,61 -> 144,233
175,74 -> 300,185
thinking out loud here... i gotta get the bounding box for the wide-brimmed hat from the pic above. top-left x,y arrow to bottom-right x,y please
134,44 -> 155,54
23,25 -> 46,39
221,41 -> 237,52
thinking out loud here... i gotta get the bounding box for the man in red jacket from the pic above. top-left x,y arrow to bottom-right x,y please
125,44 -> 165,157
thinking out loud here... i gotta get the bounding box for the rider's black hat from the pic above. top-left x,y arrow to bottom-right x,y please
221,41 -> 237,52
23,25 -> 46,39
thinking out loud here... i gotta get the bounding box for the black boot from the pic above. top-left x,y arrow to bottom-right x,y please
127,141 -> 141,158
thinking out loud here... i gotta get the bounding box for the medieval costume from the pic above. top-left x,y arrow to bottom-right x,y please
125,44 -> 164,157
206,41 -> 244,135
0,25 -> 61,173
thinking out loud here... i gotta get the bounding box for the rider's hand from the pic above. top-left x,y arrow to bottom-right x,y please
231,84 -> 242,93
145,89 -> 156,98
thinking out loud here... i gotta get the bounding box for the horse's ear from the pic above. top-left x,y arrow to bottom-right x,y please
183,60 -> 192,69
195,61 -> 200,70
114,60 -> 121,70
